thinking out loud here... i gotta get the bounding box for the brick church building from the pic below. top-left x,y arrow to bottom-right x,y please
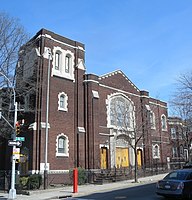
14,29 -> 171,183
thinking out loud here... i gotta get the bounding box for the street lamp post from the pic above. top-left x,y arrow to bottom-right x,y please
0,72 -> 17,200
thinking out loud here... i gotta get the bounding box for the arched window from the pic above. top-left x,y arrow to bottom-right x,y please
109,95 -> 134,130
178,131 -> 183,140
60,94 -> 65,108
171,128 -> 176,139
55,51 -> 61,70
179,145 -> 184,157
150,111 -> 156,129
153,144 -> 160,159
161,115 -> 167,130
65,54 -> 71,73
56,133 -> 69,157
58,136 -> 65,153
172,145 -> 178,158
58,92 -> 68,111
52,47 -> 75,80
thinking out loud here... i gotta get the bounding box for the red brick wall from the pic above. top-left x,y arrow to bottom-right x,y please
16,29 -> 171,178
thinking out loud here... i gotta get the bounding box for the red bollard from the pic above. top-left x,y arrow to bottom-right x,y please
73,168 -> 78,193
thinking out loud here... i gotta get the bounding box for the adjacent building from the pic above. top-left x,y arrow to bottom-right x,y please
168,117 -> 192,167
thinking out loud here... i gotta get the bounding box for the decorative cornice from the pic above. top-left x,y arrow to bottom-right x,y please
37,34 -> 85,51
99,83 -> 140,98
83,79 -> 99,84
149,101 -> 168,109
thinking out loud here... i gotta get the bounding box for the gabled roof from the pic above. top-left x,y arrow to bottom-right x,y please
99,69 -> 140,92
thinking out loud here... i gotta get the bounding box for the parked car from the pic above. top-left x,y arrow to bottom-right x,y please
156,169 -> 192,199
183,162 -> 192,169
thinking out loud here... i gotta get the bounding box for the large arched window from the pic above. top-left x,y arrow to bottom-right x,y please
108,95 -> 134,130
56,133 -> 69,157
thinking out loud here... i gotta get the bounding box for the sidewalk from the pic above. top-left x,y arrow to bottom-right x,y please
0,173 -> 167,200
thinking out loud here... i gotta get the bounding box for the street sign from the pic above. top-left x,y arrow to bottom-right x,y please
16,137 -> 25,142
8,140 -> 22,147
13,147 -> 20,159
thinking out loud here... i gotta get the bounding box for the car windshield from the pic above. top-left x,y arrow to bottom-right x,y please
164,171 -> 189,180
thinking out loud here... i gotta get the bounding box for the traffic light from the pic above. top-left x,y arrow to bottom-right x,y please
15,121 -> 20,135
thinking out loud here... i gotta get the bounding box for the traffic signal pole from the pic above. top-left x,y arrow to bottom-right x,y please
8,101 -> 17,200
0,72 -> 18,200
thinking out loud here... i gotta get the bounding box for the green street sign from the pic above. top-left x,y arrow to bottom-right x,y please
16,137 -> 25,142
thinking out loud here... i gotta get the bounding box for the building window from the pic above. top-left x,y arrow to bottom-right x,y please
55,51 -> 61,70
58,92 -> 68,111
172,146 -> 178,158
60,95 -> 65,108
153,144 -> 160,159
65,54 -> 71,73
149,111 -> 156,129
109,94 -> 134,130
171,128 -> 176,139
179,145 -> 184,157
58,137 -> 65,153
161,115 -> 167,130
52,47 -> 75,81
178,132 -> 183,140
56,133 -> 69,157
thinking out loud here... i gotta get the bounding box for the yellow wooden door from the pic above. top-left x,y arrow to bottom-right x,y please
137,149 -> 142,167
116,147 -> 129,168
100,147 -> 107,169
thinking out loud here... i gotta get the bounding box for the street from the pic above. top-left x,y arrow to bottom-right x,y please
68,183 -> 167,200
0,174 -> 170,200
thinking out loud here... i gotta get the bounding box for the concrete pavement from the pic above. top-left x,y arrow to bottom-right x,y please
0,173 -> 167,200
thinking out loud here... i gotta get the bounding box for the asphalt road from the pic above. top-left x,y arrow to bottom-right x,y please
68,183 -> 168,200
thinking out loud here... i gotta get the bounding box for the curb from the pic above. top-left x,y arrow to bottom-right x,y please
45,194 -> 72,200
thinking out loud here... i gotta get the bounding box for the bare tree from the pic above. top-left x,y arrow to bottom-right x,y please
170,71 -> 192,161
110,92 -> 168,183
0,12 -> 29,138
110,96 -> 146,182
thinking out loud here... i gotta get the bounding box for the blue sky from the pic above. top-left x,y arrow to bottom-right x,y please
1,0 -> 192,109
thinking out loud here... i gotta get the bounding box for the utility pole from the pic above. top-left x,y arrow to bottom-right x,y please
44,48 -> 52,189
